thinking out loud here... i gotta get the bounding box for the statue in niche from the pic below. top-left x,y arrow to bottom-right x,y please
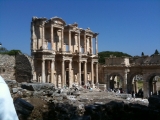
38,74 -> 41,83
74,74 -> 77,82
58,74 -> 61,88
86,37 -> 90,52
33,71 -> 37,80
87,74 -> 90,81
44,41 -> 48,49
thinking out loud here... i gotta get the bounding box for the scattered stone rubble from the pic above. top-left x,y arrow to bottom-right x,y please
4,80 -> 160,120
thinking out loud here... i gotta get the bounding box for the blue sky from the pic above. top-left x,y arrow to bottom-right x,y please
0,0 -> 160,56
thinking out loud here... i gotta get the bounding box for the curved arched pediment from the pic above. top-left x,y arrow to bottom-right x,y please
50,16 -> 66,25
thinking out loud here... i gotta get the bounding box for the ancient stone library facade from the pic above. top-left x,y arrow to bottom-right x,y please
100,55 -> 160,98
31,16 -> 99,88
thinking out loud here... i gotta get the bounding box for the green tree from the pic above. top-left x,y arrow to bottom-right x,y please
141,52 -> 144,56
98,51 -> 132,64
0,47 -> 8,54
154,49 -> 159,55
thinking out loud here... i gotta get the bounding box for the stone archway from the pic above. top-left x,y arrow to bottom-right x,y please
107,72 -> 123,91
146,73 -> 160,96
128,72 -> 143,94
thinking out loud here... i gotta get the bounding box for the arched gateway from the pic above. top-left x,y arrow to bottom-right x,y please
103,55 -> 160,98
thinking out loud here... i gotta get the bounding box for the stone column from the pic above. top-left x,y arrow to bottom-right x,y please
61,28 -> 64,52
69,30 -> 71,52
134,80 -> 138,93
153,81 -> 157,94
47,60 -> 51,83
90,36 -> 93,54
38,25 -> 42,49
42,23 -> 45,49
143,74 -> 149,98
78,32 -> 81,53
84,61 -> 87,85
69,60 -> 72,87
51,25 -> 54,50
91,60 -> 94,85
42,59 -> 45,83
79,61 -> 81,85
123,71 -> 128,93
51,60 -> 55,84
96,62 -> 98,83
61,59 -> 65,87
95,36 -> 98,55
84,33 -> 86,53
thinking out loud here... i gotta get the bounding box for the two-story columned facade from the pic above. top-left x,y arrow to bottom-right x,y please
31,16 -> 99,88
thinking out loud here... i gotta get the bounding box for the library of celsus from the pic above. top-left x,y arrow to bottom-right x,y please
31,16 -> 99,88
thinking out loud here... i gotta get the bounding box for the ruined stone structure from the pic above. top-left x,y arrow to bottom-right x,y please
0,54 -> 15,80
102,55 -> 160,98
31,16 -> 99,88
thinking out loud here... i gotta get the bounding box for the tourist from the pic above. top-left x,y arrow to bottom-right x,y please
0,75 -> 19,120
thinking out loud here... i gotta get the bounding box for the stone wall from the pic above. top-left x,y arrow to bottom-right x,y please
0,54 -> 15,80
15,54 -> 33,82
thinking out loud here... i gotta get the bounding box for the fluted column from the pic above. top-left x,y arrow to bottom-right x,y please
79,61 -> 81,85
42,59 -> 45,83
91,60 -> 94,84
61,59 -> 65,87
51,59 -> 55,84
69,30 -> 71,52
96,62 -> 98,83
61,28 -> 64,52
84,33 -> 86,53
69,60 -> 72,87
95,36 -> 98,55
84,61 -> 87,85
